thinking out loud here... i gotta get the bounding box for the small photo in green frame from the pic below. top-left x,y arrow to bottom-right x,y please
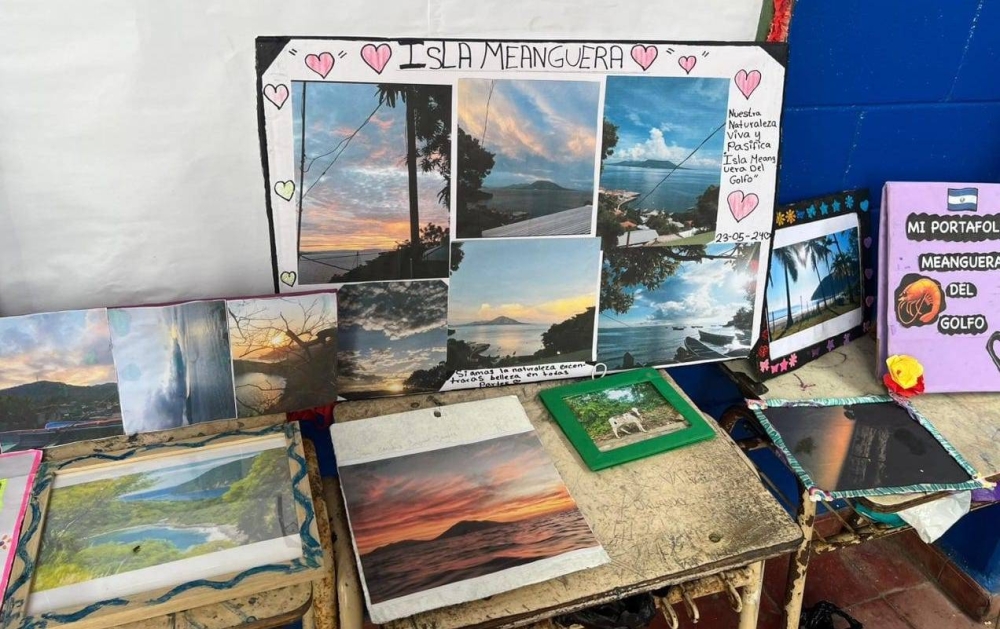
539,368 -> 715,471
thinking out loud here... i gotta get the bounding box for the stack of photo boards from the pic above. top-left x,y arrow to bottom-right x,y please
0,292 -> 337,451
257,37 -> 789,398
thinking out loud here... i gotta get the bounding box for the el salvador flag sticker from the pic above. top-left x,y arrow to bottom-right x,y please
947,187 -> 978,211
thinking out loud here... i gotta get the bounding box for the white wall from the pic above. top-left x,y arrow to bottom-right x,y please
0,0 -> 763,315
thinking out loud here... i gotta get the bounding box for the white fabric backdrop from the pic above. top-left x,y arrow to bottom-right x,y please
0,0 -> 764,315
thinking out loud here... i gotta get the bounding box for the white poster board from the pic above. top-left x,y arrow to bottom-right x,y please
0,0 -> 766,316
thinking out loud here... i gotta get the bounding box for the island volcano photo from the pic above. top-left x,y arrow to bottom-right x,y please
333,396 -> 606,622
292,81 -> 452,284
447,238 -> 602,371
0,309 -> 123,451
455,78 -> 600,238
597,243 -> 760,368
598,76 -> 729,248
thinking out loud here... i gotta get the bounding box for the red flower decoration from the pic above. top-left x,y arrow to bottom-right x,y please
757,345 -> 769,358
883,373 -> 925,398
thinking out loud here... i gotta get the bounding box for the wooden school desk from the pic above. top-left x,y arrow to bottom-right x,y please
722,335 -> 1000,629
331,372 -> 802,629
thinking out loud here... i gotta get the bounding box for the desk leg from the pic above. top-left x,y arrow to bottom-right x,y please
738,561 -> 765,629
783,490 -> 816,629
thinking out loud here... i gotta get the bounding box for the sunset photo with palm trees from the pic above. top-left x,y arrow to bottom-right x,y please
766,224 -> 862,355
291,81 -> 452,284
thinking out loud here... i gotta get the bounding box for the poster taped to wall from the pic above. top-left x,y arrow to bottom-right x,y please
257,37 -> 786,394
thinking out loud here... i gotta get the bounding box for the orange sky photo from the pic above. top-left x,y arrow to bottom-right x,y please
339,431 -> 579,556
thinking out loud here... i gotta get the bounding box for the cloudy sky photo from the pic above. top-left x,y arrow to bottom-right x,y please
338,281 -> 448,394
603,76 -> 729,170
448,239 -> 602,326
600,246 -> 754,327
293,82 -> 450,254
458,79 -> 600,190
0,309 -> 117,391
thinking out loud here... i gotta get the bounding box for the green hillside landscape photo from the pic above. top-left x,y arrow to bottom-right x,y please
34,446 -> 296,592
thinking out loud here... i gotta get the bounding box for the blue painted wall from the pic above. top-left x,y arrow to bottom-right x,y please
783,0 -> 1000,595
674,0 -> 1000,594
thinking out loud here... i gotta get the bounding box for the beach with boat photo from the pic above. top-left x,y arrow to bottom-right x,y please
447,238 -> 602,371
455,78 -> 600,238
597,243 -> 761,368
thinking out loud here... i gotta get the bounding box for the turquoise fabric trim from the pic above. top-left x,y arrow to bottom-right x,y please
749,395 -> 989,502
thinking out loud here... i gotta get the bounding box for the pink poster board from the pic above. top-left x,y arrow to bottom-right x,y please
0,450 -> 42,600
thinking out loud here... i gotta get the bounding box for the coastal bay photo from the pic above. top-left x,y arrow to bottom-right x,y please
447,238 -> 602,371
598,76 -> 729,248
226,293 -> 338,416
0,309 -> 123,451
597,243 -> 761,369
109,301 -> 237,434
333,397 -> 606,622
292,81 -> 452,284
28,437 -> 301,614
337,281 -> 449,399
455,78 -> 601,238
766,213 -> 863,358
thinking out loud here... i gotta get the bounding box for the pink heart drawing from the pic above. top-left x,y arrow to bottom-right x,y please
361,43 -> 393,74
630,44 -> 658,71
678,56 -> 697,74
305,52 -> 335,79
863,236 -> 873,248
262,84 -> 289,109
734,69 -> 762,99
727,190 -> 759,222
864,268 -> 873,280
865,296 -> 875,307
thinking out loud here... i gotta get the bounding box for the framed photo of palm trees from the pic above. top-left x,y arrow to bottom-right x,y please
751,189 -> 875,379
539,368 -> 715,470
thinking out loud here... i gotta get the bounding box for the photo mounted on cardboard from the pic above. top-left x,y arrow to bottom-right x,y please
766,214 -> 862,357
226,292 -> 338,416
455,78 -> 600,238
331,396 -> 607,623
748,395 -> 987,500
0,309 -> 123,451
109,301 -> 237,435
596,242 -> 763,369
337,280 -> 449,399
878,182 -> 1000,393
2,422 -> 323,629
750,189 -> 875,380
447,237 -> 602,371
539,368 -> 714,471
600,76 -> 730,247
292,80 -> 452,285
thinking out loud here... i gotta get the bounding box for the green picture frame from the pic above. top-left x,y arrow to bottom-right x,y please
539,368 -> 715,471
